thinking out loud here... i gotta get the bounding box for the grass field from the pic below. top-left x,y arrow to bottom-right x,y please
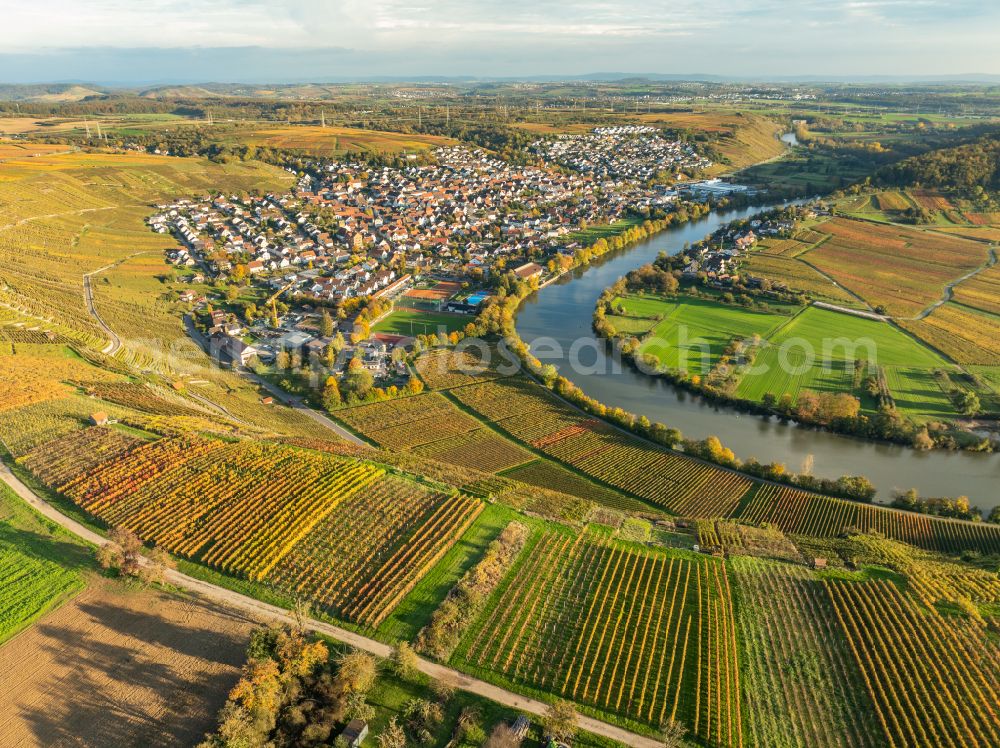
768,307 -> 946,368
373,308 -> 469,337
625,295 -> 789,375
0,482 -> 87,645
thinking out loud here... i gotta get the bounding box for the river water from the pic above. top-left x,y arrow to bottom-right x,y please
515,203 -> 1000,508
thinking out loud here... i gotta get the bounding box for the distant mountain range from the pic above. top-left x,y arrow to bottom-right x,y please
1,73 -> 998,102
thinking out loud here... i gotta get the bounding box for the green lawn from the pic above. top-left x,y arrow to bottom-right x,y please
373,308 -> 469,337
735,349 -> 859,402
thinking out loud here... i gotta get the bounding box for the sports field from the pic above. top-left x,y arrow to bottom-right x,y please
373,308 -> 469,336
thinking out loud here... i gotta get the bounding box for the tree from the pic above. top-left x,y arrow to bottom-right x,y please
661,718 -> 688,748
958,389 -> 981,417
376,717 -> 407,748
484,723 -> 522,748
321,376 -> 342,410
335,650 -> 377,695
544,699 -> 578,743
320,309 -> 334,338
390,641 -> 420,681
97,526 -> 145,578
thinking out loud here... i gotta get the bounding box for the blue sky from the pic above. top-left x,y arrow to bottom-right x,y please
3,0 -> 999,83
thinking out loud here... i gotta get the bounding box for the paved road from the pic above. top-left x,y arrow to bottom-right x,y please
0,463 -> 656,748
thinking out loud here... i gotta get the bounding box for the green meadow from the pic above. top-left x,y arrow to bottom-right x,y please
614,294 -> 962,421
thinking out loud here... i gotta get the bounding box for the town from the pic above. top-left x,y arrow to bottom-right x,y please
150,140 -> 714,397
530,125 -> 712,181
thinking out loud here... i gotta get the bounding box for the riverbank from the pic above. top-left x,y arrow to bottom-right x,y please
512,203 -> 1000,507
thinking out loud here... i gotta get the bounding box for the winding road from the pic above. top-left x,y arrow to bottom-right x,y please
0,462 -> 657,748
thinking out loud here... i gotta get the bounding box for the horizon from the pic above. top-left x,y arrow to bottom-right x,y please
3,1 -> 1000,85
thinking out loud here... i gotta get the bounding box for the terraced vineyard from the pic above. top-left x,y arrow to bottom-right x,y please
456,532 -> 741,744
734,484 -> 1000,554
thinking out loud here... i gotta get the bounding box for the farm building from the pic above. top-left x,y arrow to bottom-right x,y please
338,720 -> 368,748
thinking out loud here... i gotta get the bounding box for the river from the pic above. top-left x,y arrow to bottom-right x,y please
515,202 -> 1000,508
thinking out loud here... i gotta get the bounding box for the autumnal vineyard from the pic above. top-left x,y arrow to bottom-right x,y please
18,426 -> 141,487
826,579 -> 1000,747
77,381 -> 209,418
18,429 -> 483,629
60,437 -> 384,580
457,532 -> 742,745
734,484 -> 1000,554
449,377 -> 752,515
806,218 -> 987,317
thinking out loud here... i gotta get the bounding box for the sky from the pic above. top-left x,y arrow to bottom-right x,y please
2,0 -> 999,84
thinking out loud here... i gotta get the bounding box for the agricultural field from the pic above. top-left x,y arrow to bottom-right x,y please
826,578 -> 1000,747
637,110 -> 786,171
0,488 -> 86,646
336,392 -> 483,448
733,305 -> 961,417
500,460 -> 650,514
952,263 -> 1000,315
730,558 -> 880,747
455,530 -> 742,744
237,125 -> 460,156
26,430 -> 482,630
733,484 -> 1000,555
621,295 -> 789,375
741,253 -> 861,305
802,218 -> 988,317
0,147 -> 331,440
414,343 -> 520,389
0,582 -> 256,748
900,303 -> 1000,366
450,376 -> 753,516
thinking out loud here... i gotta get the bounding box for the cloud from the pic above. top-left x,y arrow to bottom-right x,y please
2,0 -> 998,79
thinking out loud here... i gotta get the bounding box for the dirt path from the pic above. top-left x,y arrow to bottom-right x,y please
909,246 -> 997,321
0,463 -> 655,748
81,251 -> 157,355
